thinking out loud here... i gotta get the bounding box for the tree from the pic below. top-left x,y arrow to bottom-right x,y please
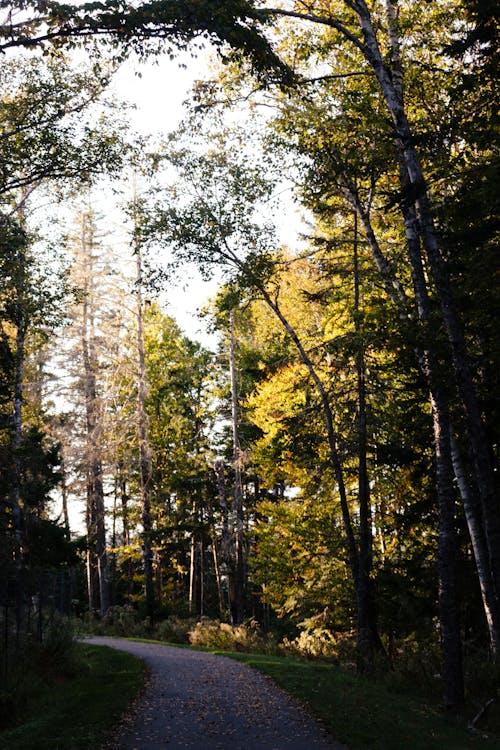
0,53 -> 130,204
65,208 -> 111,615
0,1 -> 291,85
131,194 -> 156,621
0,214 -> 68,564
139,125 -> 387,663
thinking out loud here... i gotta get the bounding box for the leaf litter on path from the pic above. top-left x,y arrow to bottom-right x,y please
87,637 -> 346,750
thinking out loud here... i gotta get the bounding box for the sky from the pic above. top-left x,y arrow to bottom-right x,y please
108,49 -> 223,347
44,46 -> 306,531
107,49 -> 306,348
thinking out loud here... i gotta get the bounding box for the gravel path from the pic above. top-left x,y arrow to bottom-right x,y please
87,637 -> 345,750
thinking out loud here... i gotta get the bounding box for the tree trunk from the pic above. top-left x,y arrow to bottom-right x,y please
214,459 -> 232,617
60,453 -> 70,539
119,464 -> 134,600
356,0 -> 499,614
432,395 -> 465,711
450,431 -> 500,654
189,507 -> 196,615
85,476 -> 99,612
211,525 -> 224,618
80,216 -> 109,616
229,310 -> 246,625
133,215 -> 155,623
353,210 -> 384,666
11,313 -> 25,562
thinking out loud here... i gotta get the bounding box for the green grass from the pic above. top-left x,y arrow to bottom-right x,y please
208,650 -> 499,750
0,643 -> 147,750
89,636 -> 499,749
4,634 -> 496,750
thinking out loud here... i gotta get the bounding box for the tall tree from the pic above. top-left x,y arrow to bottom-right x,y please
69,209 -> 110,615
0,214 -> 68,563
140,128 -> 386,661
131,193 -> 156,622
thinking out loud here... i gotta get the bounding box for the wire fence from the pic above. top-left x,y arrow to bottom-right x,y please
0,567 -> 74,678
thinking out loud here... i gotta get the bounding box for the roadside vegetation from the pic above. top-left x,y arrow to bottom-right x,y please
1,2 -> 498,745
80,613 -> 500,749
1,609 -> 498,749
225,651 -> 499,750
0,633 -> 146,750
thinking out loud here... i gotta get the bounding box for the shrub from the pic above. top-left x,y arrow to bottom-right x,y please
0,613 -> 76,729
102,605 -> 142,636
463,646 -> 500,735
388,634 -> 441,698
78,610 -> 106,635
188,618 -> 279,654
154,616 -> 196,644
33,613 -> 77,677
280,627 -> 340,662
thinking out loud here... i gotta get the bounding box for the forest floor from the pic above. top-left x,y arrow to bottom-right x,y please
86,636 -> 344,750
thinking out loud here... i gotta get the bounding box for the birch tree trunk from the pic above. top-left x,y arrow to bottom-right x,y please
354,0 -> 499,610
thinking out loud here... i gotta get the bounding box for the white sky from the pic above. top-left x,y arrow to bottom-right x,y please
109,49 -> 223,347
42,47 -> 307,532
106,49 -> 306,349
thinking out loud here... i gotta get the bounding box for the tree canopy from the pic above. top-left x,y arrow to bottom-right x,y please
0,0 -> 498,721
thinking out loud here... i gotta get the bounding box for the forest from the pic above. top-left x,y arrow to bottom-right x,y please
0,0 -> 498,731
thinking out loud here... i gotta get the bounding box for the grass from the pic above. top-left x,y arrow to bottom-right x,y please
0,643 -> 147,750
2,635 -> 497,750
97,636 -> 500,749
210,650 -> 499,750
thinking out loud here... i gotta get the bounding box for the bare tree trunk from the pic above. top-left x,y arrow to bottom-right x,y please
133,211 -> 155,623
214,459 -> 232,617
229,310 -> 245,626
199,538 -> 205,618
189,507 -> 196,615
206,490 -> 225,617
85,476 -> 99,612
211,526 -> 224,618
80,214 -> 109,616
118,463 -> 134,600
60,453 -> 70,539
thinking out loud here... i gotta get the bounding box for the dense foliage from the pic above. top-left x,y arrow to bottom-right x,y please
0,0 -> 498,722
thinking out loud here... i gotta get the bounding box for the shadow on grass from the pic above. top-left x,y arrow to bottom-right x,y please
0,643 -> 147,750
208,650 -> 499,750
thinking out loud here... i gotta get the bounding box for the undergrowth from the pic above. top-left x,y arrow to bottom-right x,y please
78,607 -> 500,740
0,640 -> 146,750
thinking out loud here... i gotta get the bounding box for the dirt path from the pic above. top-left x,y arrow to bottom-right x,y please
87,637 -> 345,750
